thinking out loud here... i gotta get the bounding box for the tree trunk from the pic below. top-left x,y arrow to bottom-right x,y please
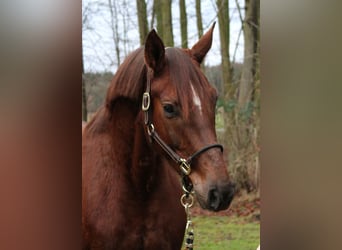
155,0 -> 164,39
195,0 -> 206,71
217,0 -> 246,190
216,0 -> 232,100
108,0 -> 120,65
179,0 -> 188,48
195,0 -> 203,39
122,0 -> 129,56
216,0 -> 233,146
137,0 -> 148,45
253,0 -> 260,106
150,0 -> 156,30
234,0 -> 260,192
154,0 -> 173,46
237,0 -> 259,109
162,0 -> 174,47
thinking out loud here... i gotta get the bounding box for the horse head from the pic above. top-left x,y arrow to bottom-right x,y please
143,23 -> 235,211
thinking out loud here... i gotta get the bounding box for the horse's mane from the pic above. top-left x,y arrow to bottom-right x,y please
106,47 -> 147,111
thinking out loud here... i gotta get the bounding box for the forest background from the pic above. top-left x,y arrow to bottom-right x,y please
82,0 -> 260,195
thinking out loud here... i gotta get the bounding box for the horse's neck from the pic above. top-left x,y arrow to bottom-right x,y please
86,99 -> 173,198
130,120 -> 162,198
106,99 -> 163,196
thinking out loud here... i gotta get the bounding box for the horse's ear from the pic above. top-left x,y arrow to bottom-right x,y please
144,29 -> 165,74
190,22 -> 216,64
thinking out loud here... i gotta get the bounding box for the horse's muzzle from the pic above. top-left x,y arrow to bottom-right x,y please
207,183 -> 235,211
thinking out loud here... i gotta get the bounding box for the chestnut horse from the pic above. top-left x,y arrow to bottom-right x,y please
82,24 -> 235,249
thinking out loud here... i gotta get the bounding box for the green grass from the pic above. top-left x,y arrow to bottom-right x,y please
185,216 -> 260,250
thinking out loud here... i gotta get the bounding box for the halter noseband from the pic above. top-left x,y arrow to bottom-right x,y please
141,69 -> 223,177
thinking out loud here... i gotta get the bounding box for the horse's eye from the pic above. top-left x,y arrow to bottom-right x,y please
163,103 -> 178,118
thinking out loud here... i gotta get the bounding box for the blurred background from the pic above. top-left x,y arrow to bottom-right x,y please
2,0 -> 342,249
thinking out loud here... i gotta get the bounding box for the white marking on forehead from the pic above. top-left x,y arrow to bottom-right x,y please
190,81 -> 202,115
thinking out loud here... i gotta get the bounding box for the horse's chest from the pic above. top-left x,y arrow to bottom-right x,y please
119,198 -> 186,250
85,165 -> 186,249
90,214 -> 178,249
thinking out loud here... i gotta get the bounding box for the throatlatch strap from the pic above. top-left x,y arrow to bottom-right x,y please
186,144 -> 223,164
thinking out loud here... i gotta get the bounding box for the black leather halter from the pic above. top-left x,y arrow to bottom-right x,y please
142,69 -> 223,177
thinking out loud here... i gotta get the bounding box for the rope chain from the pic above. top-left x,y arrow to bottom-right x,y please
181,183 -> 195,250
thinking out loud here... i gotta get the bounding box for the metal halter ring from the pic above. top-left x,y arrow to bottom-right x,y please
147,123 -> 155,136
181,193 -> 194,208
180,158 -> 191,176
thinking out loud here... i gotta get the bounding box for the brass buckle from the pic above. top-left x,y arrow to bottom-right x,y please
180,158 -> 191,175
142,92 -> 150,111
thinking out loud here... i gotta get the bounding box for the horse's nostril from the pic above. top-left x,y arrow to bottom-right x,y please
207,184 -> 235,211
208,188 -> 221,211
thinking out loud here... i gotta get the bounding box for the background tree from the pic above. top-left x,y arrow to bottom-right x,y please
216,0 -> 233,101
108,0 -> 121,65
136,0 -> 148,45
152,0 -> 174,47
120,0 -> 130,56
237,0 -> 259,110
216,0 -> 233,156
162,0 -> 174,46
234,0 -> 260,191
82,1 -> 93,121
214,0 -> 260,192
155,0 -> 164,39
195,0 -> 203,39
195,0 -> 206,71
179,0 -> 188,48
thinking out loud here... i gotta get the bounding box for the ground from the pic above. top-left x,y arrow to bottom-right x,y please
184,191 -> 260,250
